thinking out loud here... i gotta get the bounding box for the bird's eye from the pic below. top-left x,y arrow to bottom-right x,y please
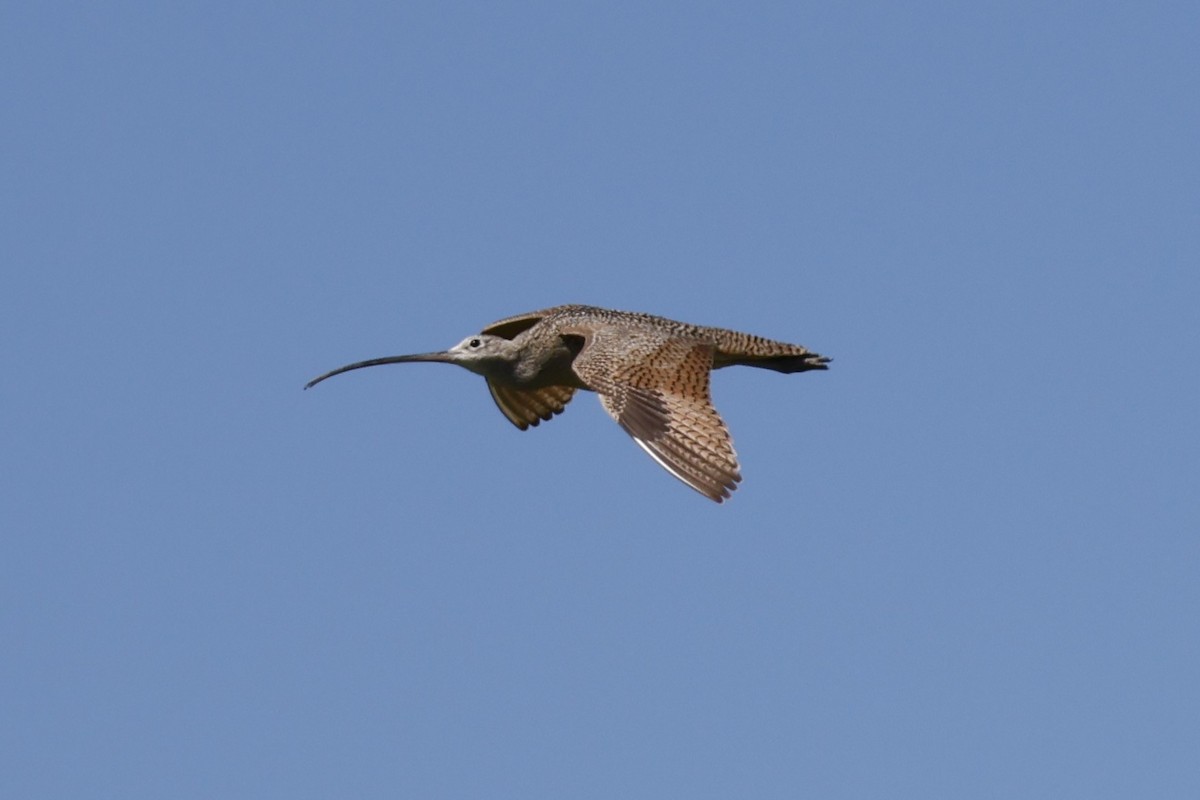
469,338 -> 481,348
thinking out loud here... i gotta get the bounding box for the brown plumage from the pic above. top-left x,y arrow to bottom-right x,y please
306,304 -> 829,502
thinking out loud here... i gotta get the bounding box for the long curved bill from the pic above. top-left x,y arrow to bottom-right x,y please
304,352 -> 454,390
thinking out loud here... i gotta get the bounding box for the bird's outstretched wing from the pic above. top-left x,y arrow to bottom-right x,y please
568,329 -> 741,502
481,308 -> 565,340
487,382 -> 576,430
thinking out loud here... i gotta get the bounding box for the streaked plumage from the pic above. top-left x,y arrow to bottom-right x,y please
306,304 -> 829,502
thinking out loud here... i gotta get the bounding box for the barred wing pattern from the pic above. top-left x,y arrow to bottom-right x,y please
487,382 -> 576,430
569,329 -> 742,502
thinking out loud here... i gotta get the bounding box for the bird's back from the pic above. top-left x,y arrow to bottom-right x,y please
520,305 -> 829,374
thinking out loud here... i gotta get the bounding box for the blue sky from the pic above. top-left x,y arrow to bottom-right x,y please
3,2 -> 1198,797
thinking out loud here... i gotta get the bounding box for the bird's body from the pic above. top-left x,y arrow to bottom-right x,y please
306,304 -> 829,502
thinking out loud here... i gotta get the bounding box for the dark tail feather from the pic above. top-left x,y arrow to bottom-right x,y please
740,352 -> 831,374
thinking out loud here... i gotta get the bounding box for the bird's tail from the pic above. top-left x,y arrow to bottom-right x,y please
704,327 -> 831,373
736,351 -> 831,373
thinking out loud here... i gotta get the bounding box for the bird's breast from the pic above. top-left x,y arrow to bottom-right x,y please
510,342 -> 586,389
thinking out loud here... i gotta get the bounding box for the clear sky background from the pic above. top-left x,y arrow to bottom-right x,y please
3,3 -> 1197,798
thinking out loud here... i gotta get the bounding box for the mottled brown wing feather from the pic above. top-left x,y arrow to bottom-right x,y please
487,381 -> 576,430
481,307 -> 563,340
570,331 -> 742,502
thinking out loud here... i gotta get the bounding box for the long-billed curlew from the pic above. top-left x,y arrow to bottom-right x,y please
305,304 -> 829,502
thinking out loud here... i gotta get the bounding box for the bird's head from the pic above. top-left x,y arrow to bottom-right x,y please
440,334 -> 520,377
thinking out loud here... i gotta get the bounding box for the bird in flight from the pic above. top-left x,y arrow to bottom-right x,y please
306,304 -> 829,502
